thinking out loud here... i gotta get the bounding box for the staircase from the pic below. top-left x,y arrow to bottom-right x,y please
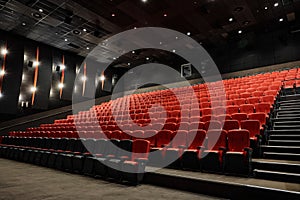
253,92 -> 300,183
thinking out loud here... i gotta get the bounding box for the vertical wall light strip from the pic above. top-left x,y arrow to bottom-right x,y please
0,42 -> 7,95
59,55 -> 65,99
101,71 -> 105,90
82,62 -> 87,96
31,47 -> 39,105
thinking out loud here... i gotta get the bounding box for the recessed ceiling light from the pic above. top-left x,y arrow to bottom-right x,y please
175,36 -> 178,39
73,30 -> 81,35
128,63 -> 131,66
0,93 -> 3,98
264,6 -> 268,10
274,2 -> 279,7
159,42 -> 162,45
229,18 -> 234,22
141,0 -> 148,3
32,12 -> 42,18
187,32 -> 191,36
172,49 -> 176,53
243,21 -> 250,25
134,27 -> 137,29
83,28 -> 87,32
86,47 -> 90,50
279,18 -> 284,22
146,57 -> 150,60
164,13 -> 167,17
39,8 -> 43,13
132,51 -> 135,54
238,30 -> 242,34
112,13 -> 116,17
22,22 -> 26,26
64,38 -> 68,42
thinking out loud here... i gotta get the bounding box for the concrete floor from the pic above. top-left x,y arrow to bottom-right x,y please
0,159 -> 224,200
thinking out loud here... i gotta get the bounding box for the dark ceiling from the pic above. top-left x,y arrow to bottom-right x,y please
1,0 -> 300,67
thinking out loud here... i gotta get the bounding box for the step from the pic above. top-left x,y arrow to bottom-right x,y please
269,135 -> 300,140
254,169 -> 300,183
273,126 -> 300,130
279,95 -> 300,102
271,117 -> 300,122
263,152 -> 300,161
268,140 -> 300,146
276,114 -> 300,118
280,105 -> 300,109
277,110 -> 300,115
261,145 -> 300,154
253,159 -> 300,174
274,121 -> 300,126
267,130 -> 300,135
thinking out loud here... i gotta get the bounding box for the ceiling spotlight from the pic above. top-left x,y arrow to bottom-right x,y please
58,83 -> 64,89
1,48 -> 8,55
112,13 -> 116,17
243,21 -> 250,25
279,18 -> 284,22
141,0 -> 148,2
39,8 -> 43,13
264,6 -> 268,10
83,28 -> 87,32
64,38 -> 68,42
73,30 -> 81,35
0,70 -> 5,76
134,27 -> 137,29
146,57 -> 150,61
128,63 -> 131,66
229,18 -> 234,22
0,93 -> 3,98
33,61 -> 40,67
32,12 -> 42,18
81,76 -> 87,81
274,2 -> 279,7
99,75 -> 105,81
30,86 -> 37,93
238,30 -> 243,34
132,51 -> 135,54
172,49 -> 176,53
164,13 -> 167,17
86,47 -> 90,50
187,32 -> 191,36
22,22 -> 26,26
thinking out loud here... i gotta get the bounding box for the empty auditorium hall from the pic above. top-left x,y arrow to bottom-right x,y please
0,0 -> 300,199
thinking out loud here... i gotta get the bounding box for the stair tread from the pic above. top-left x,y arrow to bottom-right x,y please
253,159 -> 300,165
264,152 -> 300,156
269,140 -> 300,142
262,145 -> 300,148
254,169 -> 300,177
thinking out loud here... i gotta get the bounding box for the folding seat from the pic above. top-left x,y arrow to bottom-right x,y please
82,139 -> 108,175
255,103 -> 271,114
239,104 -> 255,114
234,98 -> 246,106
260,95 -> 275,105
240,92 -> 251,99
241,119 -> 261,141
131,130 -> 144,140
106,139 -> 133,180
200,102 -> 211,109
122,139 -> 150,185
110,130 -> 122,140
202,130 -> 227,172
224,130 -> 252,175
223,120 -> 240,131
181,129 -> 206,170
231,113 -> 248,125
144,130 -> 157,147
204,120 -> 222,131
229,94 -> 239,100
190,121 -> 205,130
248,113 -> 267,128
247,97 -> 260,104
149,130 -> 172,164
264,90 -> 278,96
164,130 -> 188,168
212,107 -> 226,116
215,114 -> 231,122
201,108 -> 212,116
200,115 -> 212,122
226,105 -> 239,115
163,123 -> 177,132
253,91 -> 264,97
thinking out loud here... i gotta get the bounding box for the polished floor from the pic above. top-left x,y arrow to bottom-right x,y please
0,159 -> 224,200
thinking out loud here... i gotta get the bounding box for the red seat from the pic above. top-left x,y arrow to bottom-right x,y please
260,95 -> 275,105
202,130 -> 227,172
226,105 -> 239,115
231,113 -> 248,125
204,120 -> 222,131
240,104 -> 255,114
241,120 -> 261,141
247,97 -> 260,104
234,98 -> 246,106
255,103 -> 271,114
225,130 -> 252,175
223,120 -> 240,131
248,113 -> 267,128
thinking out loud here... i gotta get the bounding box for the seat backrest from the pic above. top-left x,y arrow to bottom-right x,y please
144,130 -> 157,147
156,130 -> 172,147
226,105 -> 239,115
206,130 -> 227,151
131,139 -> 151,161
223,120 -> 240,131
240,104 -> 255,114
255,103 -> 271,114
231,113 -> 248,124
227,130 -> 250,152
187,129 -> 206,149
241,120 -> 260,138
117,139 -> 133,158
248,113 -> 266,126
204,120 -> 222,131
171,130 -> 187,148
